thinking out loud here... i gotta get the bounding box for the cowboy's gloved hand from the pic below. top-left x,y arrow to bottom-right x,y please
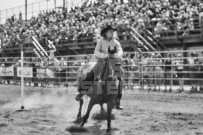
114,53 -> 121,59
109,53 -> 121,59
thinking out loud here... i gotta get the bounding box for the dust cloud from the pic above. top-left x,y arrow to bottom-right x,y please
2,90 -> 102,120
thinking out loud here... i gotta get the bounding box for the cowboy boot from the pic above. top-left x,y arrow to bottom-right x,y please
75,92 -> 83,101
116,99 -> 124,110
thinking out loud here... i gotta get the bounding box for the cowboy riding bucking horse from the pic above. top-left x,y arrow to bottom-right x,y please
75,25 -> 124,110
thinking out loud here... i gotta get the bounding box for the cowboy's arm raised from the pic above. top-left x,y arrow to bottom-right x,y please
94,39 -> 108,58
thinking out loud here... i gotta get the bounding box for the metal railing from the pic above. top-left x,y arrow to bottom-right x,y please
0,53 -> 140,87
1,50 -> 203,93
146,17 -> 203,40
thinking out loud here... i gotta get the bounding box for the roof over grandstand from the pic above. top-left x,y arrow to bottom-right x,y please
0,0 -> 97,11
0,0 -> 78,11
0,0 -> 40,10
0,0 -> 129,11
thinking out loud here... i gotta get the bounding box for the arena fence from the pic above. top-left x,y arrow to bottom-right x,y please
1,50 -> 203,92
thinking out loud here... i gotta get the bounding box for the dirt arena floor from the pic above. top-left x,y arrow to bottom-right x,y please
0,85 -> 203,135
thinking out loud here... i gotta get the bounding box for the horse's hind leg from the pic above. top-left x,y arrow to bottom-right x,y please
106,101 -> 115,132
80,99 -> 95,127
77,99 -> 84,119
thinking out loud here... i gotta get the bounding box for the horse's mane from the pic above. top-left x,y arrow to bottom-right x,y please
100,58 -> 114,81
75,61 -> 97,87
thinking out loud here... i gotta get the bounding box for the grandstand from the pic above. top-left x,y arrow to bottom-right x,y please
0,0 -> 202,57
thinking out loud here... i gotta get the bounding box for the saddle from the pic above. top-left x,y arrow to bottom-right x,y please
76,46 -> 123,87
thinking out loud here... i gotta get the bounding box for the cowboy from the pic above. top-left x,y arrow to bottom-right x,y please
76,25 -> 124,110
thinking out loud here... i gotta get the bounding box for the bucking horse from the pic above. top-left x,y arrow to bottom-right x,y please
75,47 -> 123,132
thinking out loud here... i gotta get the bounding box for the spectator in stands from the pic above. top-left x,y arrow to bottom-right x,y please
1,0 -> 203,57
35,59 -> 41,67
127,54 -> 136,89
188,52 -> 198,92
141,53 -> 149,89
182,18 -> 194,36
175,53 -> 184,92
15,60 -> 21,67
154,55 -> 164,91
154,19 -> 168,38
0,64 -> 6,84
133,53 -> 140,65
1,63 -> 5,67
122,54 -> 129,88
164,53 -> 173,92
198,51 -> 203,91
124,54 -> 130,88
60,57 -> 67,69
40,59 -> 48,68
54,58 -> 60,70
147,53 -> 155,91
199,8 -> 203,25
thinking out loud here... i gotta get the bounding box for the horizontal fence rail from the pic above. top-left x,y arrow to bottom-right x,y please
1,50 -> 203,92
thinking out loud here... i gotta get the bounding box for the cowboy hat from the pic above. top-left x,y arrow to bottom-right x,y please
101,25 -> 117,36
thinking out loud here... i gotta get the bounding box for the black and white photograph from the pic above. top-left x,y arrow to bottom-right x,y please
0,0 -> 203,134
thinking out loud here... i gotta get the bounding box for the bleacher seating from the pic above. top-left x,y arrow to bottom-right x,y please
0,0 -> 202,55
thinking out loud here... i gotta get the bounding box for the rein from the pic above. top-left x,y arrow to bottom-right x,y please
100,56 -> 110,81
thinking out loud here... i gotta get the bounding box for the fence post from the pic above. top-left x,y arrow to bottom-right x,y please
201,17 -> 203,40
25,0 -> 27,21
32,3 -> 34,17
6,9 -> 7,20
76,32 -> 79,47
140,52 -> 144,91
175,21 -> 178,40
18,6 -> 20,20
66,57 -> 68,87
47,0 -> 48,10
12,8 -> 14,17
39,2 -> 41,11
0,10 -> 1,24
20,44 -> 25,110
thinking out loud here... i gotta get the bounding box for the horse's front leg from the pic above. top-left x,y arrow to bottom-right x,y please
81,99 -> 95,127
106,100 -> 115,132
77,98 -> 83,119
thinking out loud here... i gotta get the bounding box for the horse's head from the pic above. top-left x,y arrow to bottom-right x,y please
100,46 -> 122,81
100,57 -> 121,95
100,57 -> 121,82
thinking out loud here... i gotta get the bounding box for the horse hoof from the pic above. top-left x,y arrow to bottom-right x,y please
80,123 -> 85,128
73,116 -> 83,124
77,116 -> 81,120
106,128 -> 111,132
